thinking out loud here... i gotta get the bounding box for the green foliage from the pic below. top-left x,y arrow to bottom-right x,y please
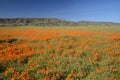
0,27 -> 120,80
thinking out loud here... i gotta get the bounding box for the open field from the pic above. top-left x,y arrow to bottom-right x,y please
0,26 -> 120,80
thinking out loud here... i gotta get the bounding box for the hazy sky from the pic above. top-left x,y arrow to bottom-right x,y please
0,0 -> 120,22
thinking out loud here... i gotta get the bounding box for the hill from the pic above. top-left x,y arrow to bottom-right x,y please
77,21 -> 120,26
0,18 -> 120,26
0,18 -> 76,26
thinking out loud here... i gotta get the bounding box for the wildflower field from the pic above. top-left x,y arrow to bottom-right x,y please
0,26 -> 120,80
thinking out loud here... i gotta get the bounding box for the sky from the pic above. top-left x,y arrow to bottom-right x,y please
0,0 -> 120,22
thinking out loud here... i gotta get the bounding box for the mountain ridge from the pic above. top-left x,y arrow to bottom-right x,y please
0,18 -> 120,27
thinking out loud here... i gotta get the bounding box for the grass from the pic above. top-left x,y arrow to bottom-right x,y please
0,26 -> 120,80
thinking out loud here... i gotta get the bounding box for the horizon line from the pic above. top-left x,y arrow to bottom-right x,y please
0,17 -> 120,23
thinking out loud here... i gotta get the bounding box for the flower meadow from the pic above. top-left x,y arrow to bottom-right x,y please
0,27 -> 120,80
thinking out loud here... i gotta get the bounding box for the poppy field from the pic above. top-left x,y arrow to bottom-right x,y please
0,26 -> 120,80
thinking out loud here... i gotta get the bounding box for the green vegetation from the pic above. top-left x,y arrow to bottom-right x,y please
0,26 -> 120,80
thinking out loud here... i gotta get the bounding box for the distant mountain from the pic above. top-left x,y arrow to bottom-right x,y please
0,18 -> 120,27
0,18 -> 76,26
77,21 -> 120,26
